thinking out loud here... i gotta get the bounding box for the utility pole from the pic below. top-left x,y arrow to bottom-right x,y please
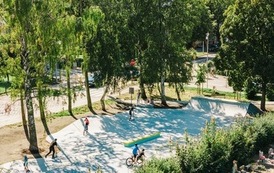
206,32 -> 209,88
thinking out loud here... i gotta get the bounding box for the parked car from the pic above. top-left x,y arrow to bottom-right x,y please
87,74 -> 95,88
209,44 -> 219,52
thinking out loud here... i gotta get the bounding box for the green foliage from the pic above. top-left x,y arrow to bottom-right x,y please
195,64 -> 206,94
195,64 -> 207,85
266,84 -> 274,101
135,157 -> 181,173
244,78 -> 260,100
0,80 -> 11,94
138,113 -> 274,172
177,118 -> 232,173
204,0 -> 235,42
219,0 -> 274,110
251,115 -> 274,152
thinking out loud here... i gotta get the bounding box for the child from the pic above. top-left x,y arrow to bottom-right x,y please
83,117 -> 90,135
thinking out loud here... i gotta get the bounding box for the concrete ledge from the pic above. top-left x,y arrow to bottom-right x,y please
124,132 -> 161,147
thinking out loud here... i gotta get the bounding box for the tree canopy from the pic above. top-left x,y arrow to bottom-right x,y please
215,0 -> 274,110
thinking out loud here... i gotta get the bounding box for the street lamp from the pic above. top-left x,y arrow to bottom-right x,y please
206,32 -> 209,88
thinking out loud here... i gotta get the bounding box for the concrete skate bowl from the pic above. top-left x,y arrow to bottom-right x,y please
185,96 -> 263,117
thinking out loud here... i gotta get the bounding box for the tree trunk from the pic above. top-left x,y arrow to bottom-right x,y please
66,67 -> 73,116
25,82 -> 38,152
6,73 -> 10,82
20,87 -> 29,141
21,39 -> 38,153
24,68 -> 38,152
84,70 -> 94,113
100,83 -> 110,111
175,83 -> 181,101
160,76 -> 167,106
140,82 -> 147,102
38,83 -> 50,135
261,82 -> 267,111
138,58 -> 147,100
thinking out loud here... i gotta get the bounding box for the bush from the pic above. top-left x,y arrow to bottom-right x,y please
244,78 -> 261,100
135,113 -> 274,173
135,157 -> 181,173
252,114 -> 274,152
266,84 -> 274,101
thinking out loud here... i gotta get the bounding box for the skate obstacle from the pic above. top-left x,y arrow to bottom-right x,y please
186,96 -> 263,117
124,132 -> 161,147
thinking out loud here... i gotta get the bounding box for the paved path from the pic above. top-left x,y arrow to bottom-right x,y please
0,75 -> 232,128
0,86 -> 138,128
0,53 -> 235,128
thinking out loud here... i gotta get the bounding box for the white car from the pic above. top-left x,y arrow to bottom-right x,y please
87,74 -> 95,87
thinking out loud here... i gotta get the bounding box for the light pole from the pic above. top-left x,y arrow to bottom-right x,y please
206,32 -> 209,88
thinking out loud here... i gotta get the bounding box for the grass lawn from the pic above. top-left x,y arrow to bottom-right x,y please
119,85 -> 241,102
196,51 -> 207,57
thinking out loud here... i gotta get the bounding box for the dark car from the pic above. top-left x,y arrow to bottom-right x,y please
209,44 -> 219,52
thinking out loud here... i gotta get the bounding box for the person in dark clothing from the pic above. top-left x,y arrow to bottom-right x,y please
45,138 -> 58,159
129,107 -> 134,120
136,148 -> 145,163
137,90 -> 141,104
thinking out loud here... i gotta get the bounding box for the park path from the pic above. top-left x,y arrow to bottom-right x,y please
0,55 -> 236,128
0,73 -> 232,128
0,84 -> 141,128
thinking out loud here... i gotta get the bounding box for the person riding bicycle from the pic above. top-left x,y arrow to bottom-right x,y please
135,148 -> 145,163
132,144 -> 139,162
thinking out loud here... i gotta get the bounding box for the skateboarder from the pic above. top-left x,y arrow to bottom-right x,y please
129,107 -> 134,120
45,138 -> 58,159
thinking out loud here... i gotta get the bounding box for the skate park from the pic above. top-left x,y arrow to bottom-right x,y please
0,96 -> 262,173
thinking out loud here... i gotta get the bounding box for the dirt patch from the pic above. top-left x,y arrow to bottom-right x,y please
0,106 -> 122,165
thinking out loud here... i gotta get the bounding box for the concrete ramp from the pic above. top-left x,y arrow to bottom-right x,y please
186,96 -> 262,117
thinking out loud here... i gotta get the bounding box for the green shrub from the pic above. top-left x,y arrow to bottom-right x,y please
135,157 -> 181,173
179,118 -> 232,173
252,114 -> 274,152
227,124 -> 254,165
135,113 -> 274,173
244,78 -> 260,99
266,84 -> 274,101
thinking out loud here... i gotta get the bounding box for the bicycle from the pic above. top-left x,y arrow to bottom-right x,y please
126,155 -> 144,167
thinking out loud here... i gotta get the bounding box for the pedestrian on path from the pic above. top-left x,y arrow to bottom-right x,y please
23,155 -> 29,172
232,160 -> 240,173
137,90 -> 141,104
45,138 -> 58,159
129,107 -> 134,121
83,117 -> 89,135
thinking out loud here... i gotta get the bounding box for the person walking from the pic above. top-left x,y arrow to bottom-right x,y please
232,160 -> 240,173
137,90 -> 141,104
45,138 -> 58,159
23,155 -> 29,172
83,117 -> 90,135
129,107 -> 134,121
